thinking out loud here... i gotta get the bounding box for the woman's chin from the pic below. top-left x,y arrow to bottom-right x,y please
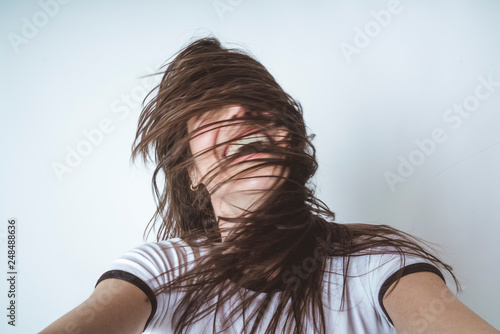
237,177 -> 279,193
211,175 -> 280,209
207,163 -> 287,212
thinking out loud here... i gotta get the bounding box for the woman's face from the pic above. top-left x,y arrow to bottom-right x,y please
187,105 -> 289,212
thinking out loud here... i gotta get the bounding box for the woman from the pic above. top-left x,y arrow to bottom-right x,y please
40,37 -> 499,334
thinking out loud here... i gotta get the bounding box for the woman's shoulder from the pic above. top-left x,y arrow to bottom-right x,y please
122,237 -> 203,266
323,244 -> 447,328
132,237 -> 193,253
99,237 -> 202,284
323,242 -> 444,287
347,245 -> 439,274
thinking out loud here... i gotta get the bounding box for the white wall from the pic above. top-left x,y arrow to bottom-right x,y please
1,0 -> 498,332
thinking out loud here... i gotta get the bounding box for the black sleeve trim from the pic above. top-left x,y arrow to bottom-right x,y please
95,270 -> 158,332
378,263 -> 445,326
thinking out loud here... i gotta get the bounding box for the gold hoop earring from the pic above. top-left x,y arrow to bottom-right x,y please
190,178 -> 199,191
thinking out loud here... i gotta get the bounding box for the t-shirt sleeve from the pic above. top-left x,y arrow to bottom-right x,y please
355,249 -> 446,327
94,238 -> 195,332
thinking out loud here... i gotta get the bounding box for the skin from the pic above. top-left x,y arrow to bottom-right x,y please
39,273 -> 500,333
187,104 -> 288,241
39,279 -> 151,334
186,106 -> 500,333
39,106 -> 499,333
384,272 -> 499,333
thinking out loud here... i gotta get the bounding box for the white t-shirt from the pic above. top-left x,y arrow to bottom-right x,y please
95,238 -> 444,333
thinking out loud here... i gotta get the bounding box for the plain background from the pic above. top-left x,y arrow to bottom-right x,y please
1,0 -> 499,332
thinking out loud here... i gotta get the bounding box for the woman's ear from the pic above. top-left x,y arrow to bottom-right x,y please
188,167 -> 198,185
187,168 -> 194,181
188,167 -> 202,191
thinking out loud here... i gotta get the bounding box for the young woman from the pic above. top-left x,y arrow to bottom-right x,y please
40,37 -> 499,334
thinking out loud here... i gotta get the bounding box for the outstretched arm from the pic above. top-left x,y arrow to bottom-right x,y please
39,278 -> 151,334
383,272 -> 499,333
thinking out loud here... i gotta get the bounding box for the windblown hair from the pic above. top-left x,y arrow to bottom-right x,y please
131,36 -> 459,334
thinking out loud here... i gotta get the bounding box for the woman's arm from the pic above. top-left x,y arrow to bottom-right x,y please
383,272 -> 499,333
39,278 -> 151,334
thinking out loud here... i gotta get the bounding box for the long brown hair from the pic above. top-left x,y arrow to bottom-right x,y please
131,36 -> 459,334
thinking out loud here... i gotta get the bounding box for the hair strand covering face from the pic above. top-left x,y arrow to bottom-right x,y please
130,36 -> 459,334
